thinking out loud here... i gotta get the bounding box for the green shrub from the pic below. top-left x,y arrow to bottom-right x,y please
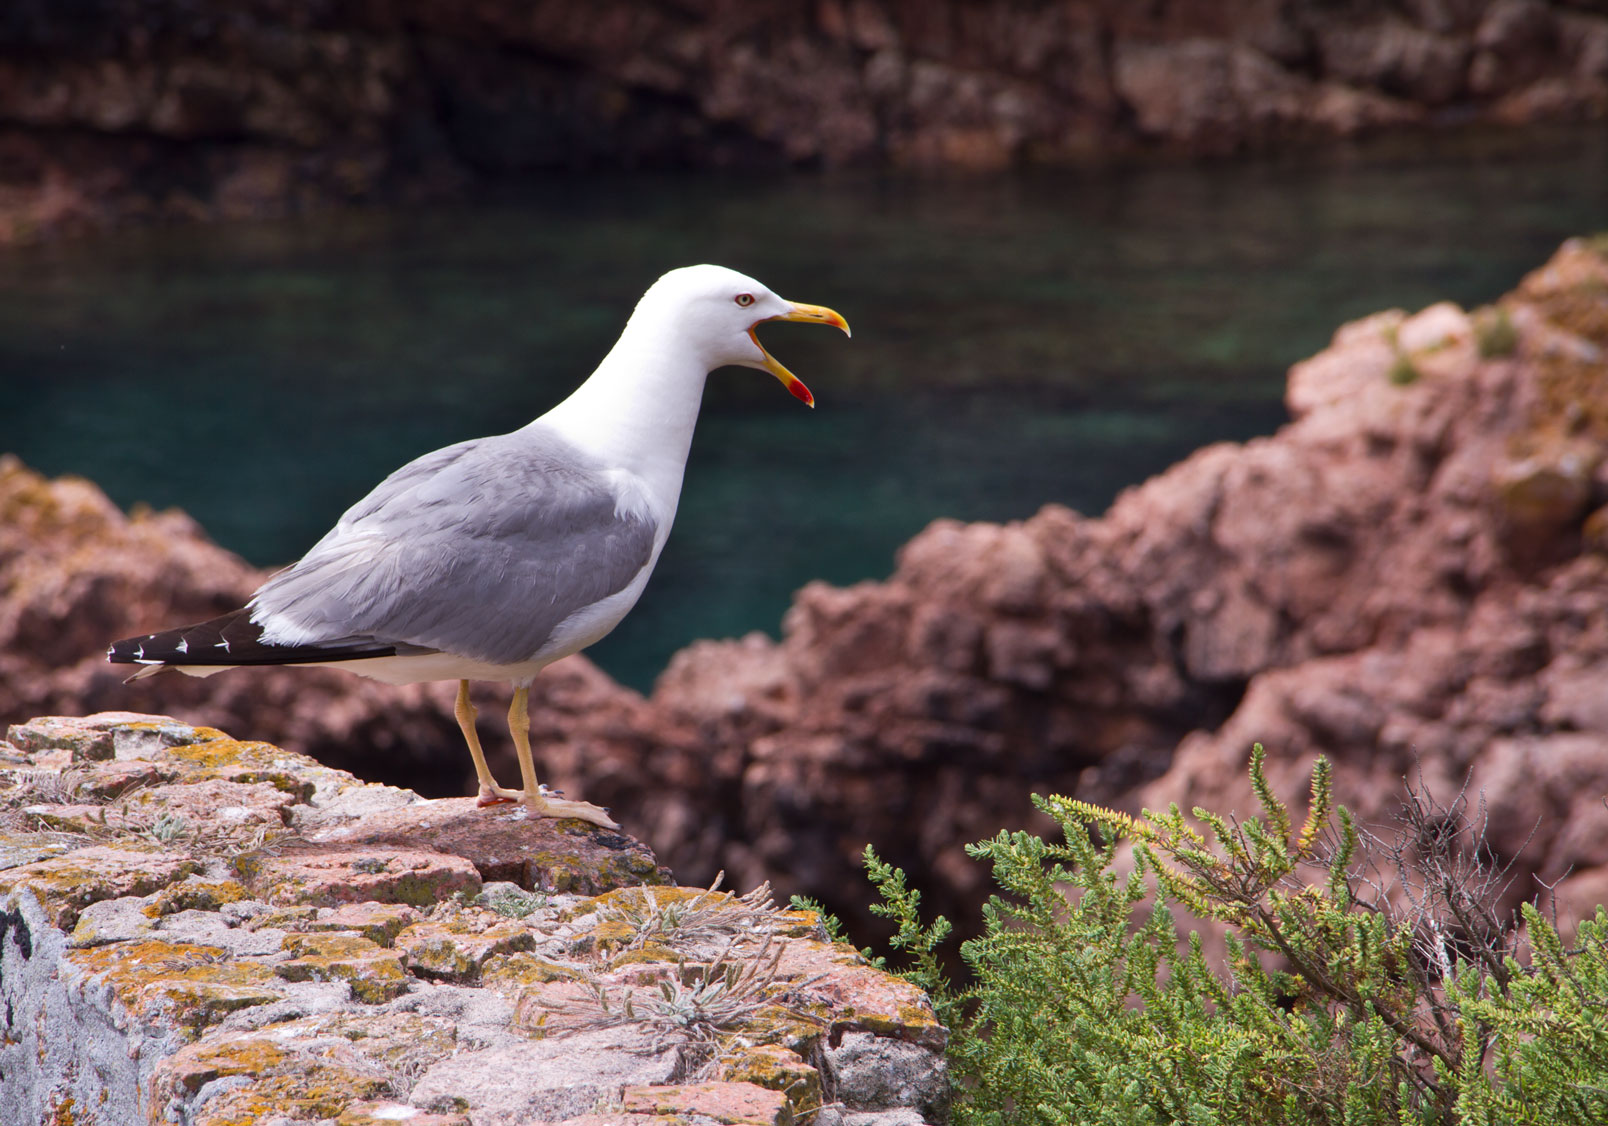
864,746 -> 1608,1125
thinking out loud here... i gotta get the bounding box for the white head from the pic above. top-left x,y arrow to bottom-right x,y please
626,264 -> 851,407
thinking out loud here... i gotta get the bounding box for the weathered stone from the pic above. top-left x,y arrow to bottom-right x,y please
303,901 -> 421,946
150,1036 -> 397,1125
122,776 -> 301,827
21,777 -> 296,840
68,895 -> 162,947
1396,301 -> 1473,354
622,1080 -> 793,1125
1492,440 -> 1600,551
240,846 -> 482,908
5,715 -> 115,760
792,958 -> 946,1052
0,846 -> 201,928
152,737 -> 321,802
724,1045 -> 824,1121
396,915 -> 537,982
69,758 -> 178,800
838,1111 -> 933,1126
146,877 -> 251,917
407,1028 -> 681,1123
337,1104 -> 472,1126
66,939 -> 285,1034
822,1032 -> 950,1121
314,796 -> 672,895
481,951 -> 581,990
275,932 -> 411,1003
0,831 -> 72,872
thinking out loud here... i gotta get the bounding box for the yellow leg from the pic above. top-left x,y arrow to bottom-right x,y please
506,684 -> 619,830
455,680 -> 519,806
508,685 -> 540,795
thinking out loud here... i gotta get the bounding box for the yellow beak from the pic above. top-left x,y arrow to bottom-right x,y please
749,302 -> 852,408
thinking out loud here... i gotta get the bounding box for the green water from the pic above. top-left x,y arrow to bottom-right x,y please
2,126 -> 1605,691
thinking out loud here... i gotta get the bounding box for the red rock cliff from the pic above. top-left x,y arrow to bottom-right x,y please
2,0 -> 1605,239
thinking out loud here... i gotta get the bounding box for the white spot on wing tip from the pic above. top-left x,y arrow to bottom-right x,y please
175,639 -> 188,654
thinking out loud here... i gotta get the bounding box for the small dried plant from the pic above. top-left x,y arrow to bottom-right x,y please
598,873 -> 796,961
1350,767 -> 1532,992
2,768 -> 79,809
530,878 -> 829,1078
532,934 -> 808,1076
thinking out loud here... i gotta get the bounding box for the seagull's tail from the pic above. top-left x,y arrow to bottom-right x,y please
108,608 -> 403,678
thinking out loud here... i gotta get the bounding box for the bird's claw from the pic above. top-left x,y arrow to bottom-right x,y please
523,793 -> 620,831
476,783 -> 522,807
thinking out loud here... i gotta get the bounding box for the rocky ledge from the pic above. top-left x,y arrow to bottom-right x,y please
0,713 -> 946,1126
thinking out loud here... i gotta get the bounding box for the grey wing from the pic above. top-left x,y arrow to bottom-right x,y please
249,430 -> 658,665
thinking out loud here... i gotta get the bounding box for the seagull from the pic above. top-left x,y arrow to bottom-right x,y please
108,264 -> 850,830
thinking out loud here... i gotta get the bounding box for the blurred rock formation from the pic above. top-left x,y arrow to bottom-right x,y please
1,1 -> 1606,238
3,236 -> 1607,946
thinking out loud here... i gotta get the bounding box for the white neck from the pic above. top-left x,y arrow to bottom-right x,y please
535,302 -> 716,502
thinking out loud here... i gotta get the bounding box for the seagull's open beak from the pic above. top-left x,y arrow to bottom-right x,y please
749,302 -> 852,409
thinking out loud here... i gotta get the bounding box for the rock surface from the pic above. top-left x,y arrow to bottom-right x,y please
4,236 -> 1608,951
1,1 -> 1605,239
0,712 -> 947,1126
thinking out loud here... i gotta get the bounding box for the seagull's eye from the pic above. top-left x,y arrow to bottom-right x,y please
735,293 -> 755,307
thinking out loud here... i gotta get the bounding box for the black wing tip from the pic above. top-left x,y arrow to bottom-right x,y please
108,609 -> 402,668
107,633 -> 161,664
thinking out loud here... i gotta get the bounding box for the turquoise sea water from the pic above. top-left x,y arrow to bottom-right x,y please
2,126 -> 1605,690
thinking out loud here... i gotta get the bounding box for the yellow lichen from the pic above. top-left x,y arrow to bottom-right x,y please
275,933 -> 408,1004
142,879 -> 250,918
190,1067 -> 392,1125
723,1044 -> 823,1119
608,942 -> 683,967
741,1003 -> 830,1055
481,953 -> 584,989
394,918 -> 535,982
0,852 -> 200,928
67,941 -> 283,1033
161,741 -> 259,770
